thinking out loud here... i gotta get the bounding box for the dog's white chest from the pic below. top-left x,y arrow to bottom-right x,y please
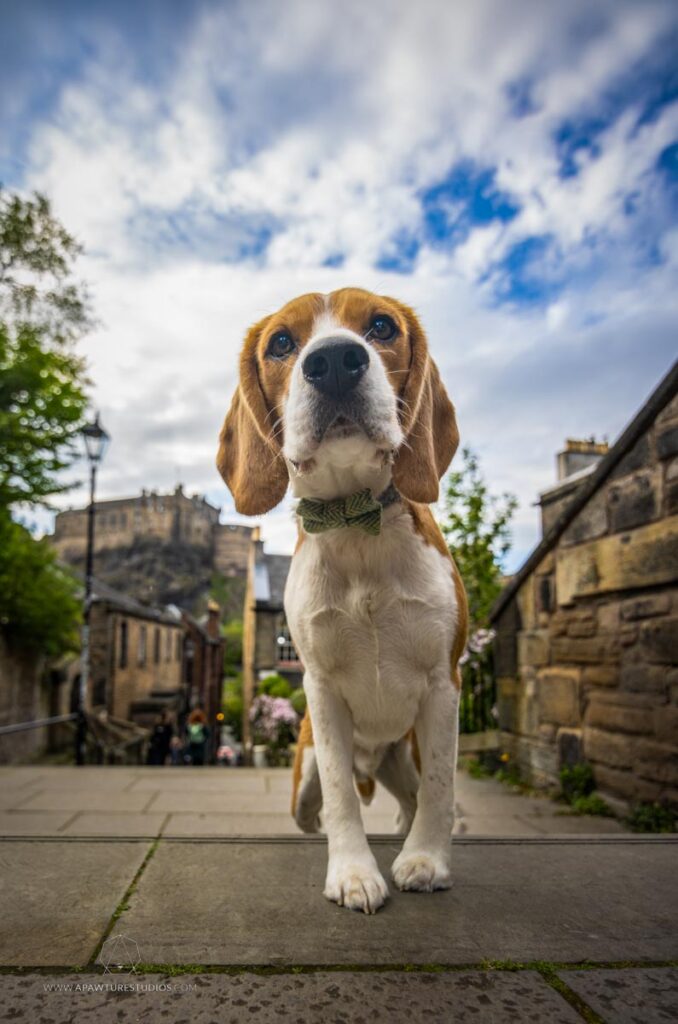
285,507 -> 458,744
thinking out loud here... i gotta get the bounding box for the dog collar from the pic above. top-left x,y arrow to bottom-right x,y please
296,484 -> 400,536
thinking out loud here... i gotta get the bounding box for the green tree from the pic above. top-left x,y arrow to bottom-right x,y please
0,515 -> 81,657
0,188 -> 91,657
221,618 -> 243,673
440,446 -> 518,627
0,188 -> 90,510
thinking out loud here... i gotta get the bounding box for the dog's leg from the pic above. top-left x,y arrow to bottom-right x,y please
375,738 -> 419,834
391,675 -> 459,891
293,743 -> 322,833
304,673 -> 388,913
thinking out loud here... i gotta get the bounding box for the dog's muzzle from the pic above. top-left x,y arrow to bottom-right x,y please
302,338 -> 368,400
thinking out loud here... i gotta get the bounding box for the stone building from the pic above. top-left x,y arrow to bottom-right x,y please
241,529 -> 302,751
181,602 -> 226,761
491,360 -> 678,809
87,579 -> 185,721
52,484 -> 220,560
51,484 -> 253,578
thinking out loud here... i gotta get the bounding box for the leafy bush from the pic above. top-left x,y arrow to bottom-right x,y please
221,618 -> 243,672
222,674 -> 244,741
249,694 -> 298,747
258,673 -> 292,698
626,802 -> 677,834
559,762 -> 596,802
0,513 -> 81,657
290,687 -> 307,716
570,794 -> 614,817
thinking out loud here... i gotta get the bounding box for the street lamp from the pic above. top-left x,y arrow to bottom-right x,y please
76,413 -> 110,765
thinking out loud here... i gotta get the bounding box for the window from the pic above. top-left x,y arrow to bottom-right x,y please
138,625 -> 147,666
165,630 -> 172,661
175,633 -> 182,661
154,627 -> 161,664
276,618 -> 299,663
119,620 -> 128,669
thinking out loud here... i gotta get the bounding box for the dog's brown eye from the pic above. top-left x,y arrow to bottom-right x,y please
267,331 -> 296,359
368,315 -> 397,342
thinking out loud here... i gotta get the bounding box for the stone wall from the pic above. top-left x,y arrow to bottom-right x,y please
0,635 -> 47,763
495,391 -> 678,808
214,524 -> 253,577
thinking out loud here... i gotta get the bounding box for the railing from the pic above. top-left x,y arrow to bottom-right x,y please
459,649 -> 497,734
0,713 -> 77,736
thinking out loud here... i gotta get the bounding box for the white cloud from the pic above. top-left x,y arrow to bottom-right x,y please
11,0 -> 677,573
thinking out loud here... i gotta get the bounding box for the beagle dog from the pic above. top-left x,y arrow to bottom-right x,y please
217,288 -> 468,914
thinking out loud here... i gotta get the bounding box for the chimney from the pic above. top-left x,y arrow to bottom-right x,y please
556,438 -> 609,481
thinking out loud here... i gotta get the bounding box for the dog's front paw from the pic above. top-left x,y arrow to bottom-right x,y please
391,849 -> 452,892
324,856 -> 389,914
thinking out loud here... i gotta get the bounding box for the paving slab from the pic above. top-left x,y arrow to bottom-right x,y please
59,813 -> 168,837
164,812 -> 301,836
18,790 -> 152,812
0,811 -> 75,835
560,967 -> 678,1023
0,970 -> 582,1023
127,773 -> 270,794
454,814 -> 543,836
122,837 -> 678,965
0,840 -> 151,966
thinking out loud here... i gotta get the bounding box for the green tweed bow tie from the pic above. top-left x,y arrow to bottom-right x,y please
297,488 -> 383,536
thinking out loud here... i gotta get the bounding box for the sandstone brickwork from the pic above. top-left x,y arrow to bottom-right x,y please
492,365 -> 678,808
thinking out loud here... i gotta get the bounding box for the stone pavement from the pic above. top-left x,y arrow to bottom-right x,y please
0,765 -> 627,837
1,766 -> 675,1023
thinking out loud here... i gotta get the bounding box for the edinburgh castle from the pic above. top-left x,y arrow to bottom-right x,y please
50,485 -> 253,614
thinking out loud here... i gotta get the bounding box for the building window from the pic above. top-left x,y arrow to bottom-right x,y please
154,627 -> 161,664
165,630 -> 172,661
138,625 -> 147,666
276,618 -> 299,663
120,512 -> 127,528
119,620 -> 128,669
175,633 -> 182,661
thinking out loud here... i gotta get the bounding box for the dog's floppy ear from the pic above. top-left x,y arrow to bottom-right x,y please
216,318 -> 289,515
391,304 -> 459,504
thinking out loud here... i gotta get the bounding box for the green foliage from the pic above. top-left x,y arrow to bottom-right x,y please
0,321 -> 88,508
222,674 -> 244,742
208,571 -> 246,624
0,188 -> 92,344
559,762 -> 596,802
258,673 -> 292,698
558,762 -> 613,816
0,188 -> 91,511
570,794 -> 614,817
0,511 -> 81,657
290,687 -> 307,716
221,618 -> 243,672
440,446 -> 518,626
626,802 -> 677,834
0,189 -> 92,657
464,756 -> 494,780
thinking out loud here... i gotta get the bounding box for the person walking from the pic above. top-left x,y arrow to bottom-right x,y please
147,709 -> 174,766
186,707 -> 210,766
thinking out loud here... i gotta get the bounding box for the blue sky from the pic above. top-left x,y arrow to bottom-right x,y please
3,0 -> 677,569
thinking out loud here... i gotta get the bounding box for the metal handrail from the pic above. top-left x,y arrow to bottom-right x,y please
0,713 -> 77,737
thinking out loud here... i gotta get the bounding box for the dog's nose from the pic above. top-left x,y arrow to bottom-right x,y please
302,340 -> 369,399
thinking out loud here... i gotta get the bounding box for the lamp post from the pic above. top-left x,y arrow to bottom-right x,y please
76,413 -> 110,765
